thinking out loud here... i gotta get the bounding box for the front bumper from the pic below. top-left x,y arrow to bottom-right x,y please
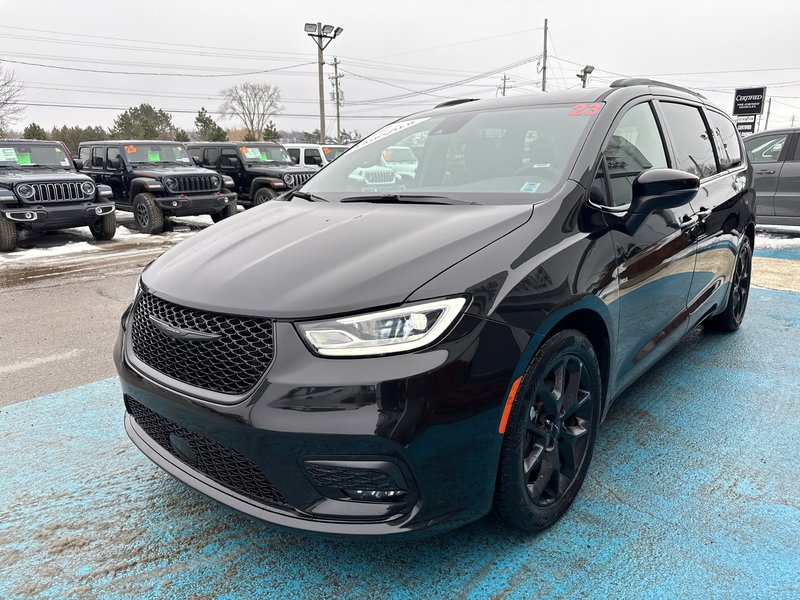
1,201 -> 115,230
153,191 -> 236,216
114,304 -> 528,538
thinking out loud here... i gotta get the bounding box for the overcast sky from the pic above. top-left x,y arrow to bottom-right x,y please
2,0 -> 799,138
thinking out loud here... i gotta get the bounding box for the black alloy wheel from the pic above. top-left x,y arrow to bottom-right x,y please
133,193 -> 164,235
705,236 -> 752,332
494,330 -> 602,532
253,187 -> 276,206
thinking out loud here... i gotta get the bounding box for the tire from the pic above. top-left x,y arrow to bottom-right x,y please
211,197 -> 237,223
0,215 -> 18,252
133,192 -> 164,235
704,236 -> 752,332
252,187 -> 276,206
494,329 -> 602,532
89,212 -> 117,241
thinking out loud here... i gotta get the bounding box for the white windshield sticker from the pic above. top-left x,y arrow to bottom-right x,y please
177,157 -> 190,163
520,181 -> 541,193
60,158 -> 70,166
0,148 -> 18,162
360,118 -> 430,148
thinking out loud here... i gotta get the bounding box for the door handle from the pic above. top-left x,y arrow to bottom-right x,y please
680,215 -> 699,229
757,169 -> 776,174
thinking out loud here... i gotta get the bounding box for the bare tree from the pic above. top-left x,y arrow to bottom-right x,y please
0,65 -> 24,136
220,83 -> 281,140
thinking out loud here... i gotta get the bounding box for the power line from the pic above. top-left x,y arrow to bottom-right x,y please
374,27 -> 543,60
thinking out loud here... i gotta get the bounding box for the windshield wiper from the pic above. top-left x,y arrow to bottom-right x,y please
339,193 -> 475,205
291,190 -> 328,202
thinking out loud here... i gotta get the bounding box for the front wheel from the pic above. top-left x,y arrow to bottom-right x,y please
494,329 -> 602,532
133,192 -> 164,235
0,215 -> 18,252
252,187 -> 276,206
704,236 -> 752,332
89,212 -> 117,240
211,196 -> 237,223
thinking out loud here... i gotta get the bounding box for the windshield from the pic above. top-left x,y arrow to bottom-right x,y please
238,144 -> 292,163
123,143 -> 192,165
0,143 -> 72,169
323,145 -> 349,161
300,104 -> 599,204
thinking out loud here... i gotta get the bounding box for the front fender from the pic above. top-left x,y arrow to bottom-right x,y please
130,177 -> 163,197
249,177 -> 287,197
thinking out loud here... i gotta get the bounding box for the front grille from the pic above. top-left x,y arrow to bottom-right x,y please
130,291 -> 274,395
173,175 -> 217,193
293,173 -> 314,186
363,169 -> 395,185
126,397 -> 286,507
304,463 -> 402,492
29,182 -> 88,203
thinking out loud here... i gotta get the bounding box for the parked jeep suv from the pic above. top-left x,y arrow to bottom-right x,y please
0,139 -> 116,251
187,142 -> 317,207
78,141 -> 237,234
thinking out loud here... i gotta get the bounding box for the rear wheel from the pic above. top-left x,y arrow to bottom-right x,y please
89,212 -> 117,240
133,192 -> 163,235
494,330 -> 602,532
253,187 -> 276,206
0,215 -> 18,252
704,236 -> 752,332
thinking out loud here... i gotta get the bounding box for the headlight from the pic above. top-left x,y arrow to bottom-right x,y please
211,175 -> 220,187
283,174 -> 295,186
16,184 -> 34,199
297,298 -> 466,357
81,181 -> 95,196
164,177 -> 178,192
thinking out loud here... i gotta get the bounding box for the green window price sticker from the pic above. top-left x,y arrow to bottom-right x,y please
147,151 -> 160,162
16,152 -> 32,165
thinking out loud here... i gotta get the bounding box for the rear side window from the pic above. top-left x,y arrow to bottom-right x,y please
203,147 -> 219,166
659,102 -> 717,178
744,134 -> 788,164
600,102 -> 668,207
707,111 -> 742,170
91,147 -> 104,169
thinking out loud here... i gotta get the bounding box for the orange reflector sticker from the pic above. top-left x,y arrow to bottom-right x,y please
498,376 -> 523,434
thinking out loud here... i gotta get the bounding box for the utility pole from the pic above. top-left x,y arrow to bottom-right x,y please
764,97 -> 772,131
304,22 -> 343,144
541,18 -> 548,92
792,115 -> 796,127
329,57 -> 344,143
501,74 -> 509,97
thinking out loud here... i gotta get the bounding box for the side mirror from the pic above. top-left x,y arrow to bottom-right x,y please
73,158 -> 84,170
108,157 -> 121,169
225,157 -> 239,168
191,156 -> 202,166
629,168 -> 699,214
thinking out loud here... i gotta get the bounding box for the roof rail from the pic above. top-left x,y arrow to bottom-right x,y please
434,98 -> 479,109
610,78 -> 707,100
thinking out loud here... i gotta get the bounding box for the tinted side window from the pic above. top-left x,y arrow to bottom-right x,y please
707,111 -> 742,170
601,102 -> 668,207
660,102 -> 717,178
78,146 -> 91,163
287,148 -> 300,163
204,147 -> 220,166
106,146 -> 120,168
744,134 -> 789,164
305,149 -> 322,165
91,147 -> 104,169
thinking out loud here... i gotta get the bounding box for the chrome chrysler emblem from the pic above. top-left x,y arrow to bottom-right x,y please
149,316 -> 221,341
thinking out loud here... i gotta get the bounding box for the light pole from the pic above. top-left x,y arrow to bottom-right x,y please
576,65 -> 594,88
304,22 -> 343,144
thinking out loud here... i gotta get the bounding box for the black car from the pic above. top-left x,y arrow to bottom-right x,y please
77,141 -> 237,234
743,128 -> 800,225
0,139 -> 116,251
115,79 -> 755,537
186,142 -> 317,208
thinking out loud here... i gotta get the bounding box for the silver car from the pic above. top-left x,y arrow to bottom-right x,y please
744,128 -> 800,225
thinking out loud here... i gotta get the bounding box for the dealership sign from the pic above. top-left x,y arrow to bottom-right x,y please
736,115 -> 756,135
733,87 -> 766,116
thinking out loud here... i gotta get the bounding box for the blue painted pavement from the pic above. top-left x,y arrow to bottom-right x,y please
1,287 -> 798,599
753,247 -> 800,261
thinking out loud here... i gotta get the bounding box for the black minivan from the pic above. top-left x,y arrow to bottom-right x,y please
115,79 -> 755,537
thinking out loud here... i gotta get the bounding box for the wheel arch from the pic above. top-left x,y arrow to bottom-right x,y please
249,177 -> 280,198
130,178 -> 161,199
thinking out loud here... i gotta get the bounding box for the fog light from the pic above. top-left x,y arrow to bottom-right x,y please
25,212 -> 33,219
344,489 -> 406,501
172,201 -> 178,207
95,207 -> 103,215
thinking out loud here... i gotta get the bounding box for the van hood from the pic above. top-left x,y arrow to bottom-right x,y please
143,201 -> 532,318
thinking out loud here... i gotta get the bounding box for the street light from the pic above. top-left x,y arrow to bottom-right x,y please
576,65 -> 595,88
305,22 -> 343,144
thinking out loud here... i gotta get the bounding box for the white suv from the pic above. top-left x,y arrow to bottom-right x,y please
284,144 -> 350,169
